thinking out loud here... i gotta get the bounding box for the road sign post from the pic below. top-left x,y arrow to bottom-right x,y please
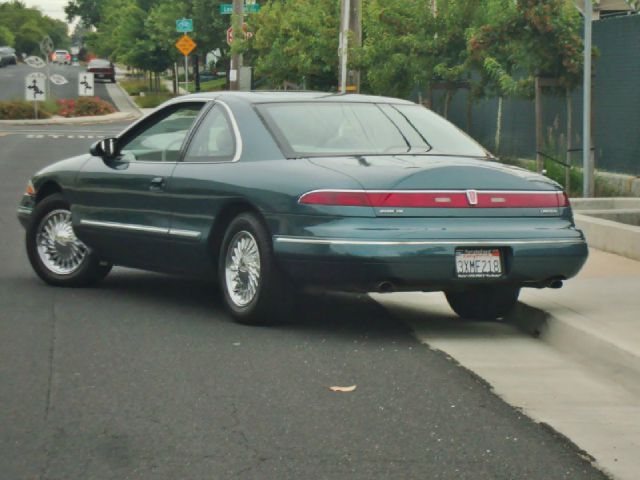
175,34 -> 197,94
78,72 -> 95,96
25,72 -> 46,119
39,35 -> 54,99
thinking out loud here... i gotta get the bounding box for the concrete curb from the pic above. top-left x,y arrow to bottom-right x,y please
574,213 -> 640,261
509,301 -> 640,398
0,111 -> 138,126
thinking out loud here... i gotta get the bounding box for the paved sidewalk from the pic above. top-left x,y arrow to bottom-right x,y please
373,248 -> 640,480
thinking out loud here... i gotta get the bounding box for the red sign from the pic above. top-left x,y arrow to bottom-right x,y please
226,23 -> 254,45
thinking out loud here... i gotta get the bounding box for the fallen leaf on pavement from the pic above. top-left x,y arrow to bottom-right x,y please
328,385 -> 357,392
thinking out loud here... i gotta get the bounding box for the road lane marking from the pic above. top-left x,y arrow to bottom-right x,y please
19,133 -> 105,140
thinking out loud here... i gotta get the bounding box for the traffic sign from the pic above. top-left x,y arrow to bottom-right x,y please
176,18 -> 193,33
25,73 -> 47,101
220,3 -> 260,14
78,72 -> 94,96
39,35 -> 54,56
226,24 -> 253,45
175,34 -> 197,56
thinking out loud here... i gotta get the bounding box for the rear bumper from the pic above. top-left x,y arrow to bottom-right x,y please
274,235 -> 588,292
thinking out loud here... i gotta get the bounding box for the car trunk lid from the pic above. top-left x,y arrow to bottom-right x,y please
305,155 -> 568,217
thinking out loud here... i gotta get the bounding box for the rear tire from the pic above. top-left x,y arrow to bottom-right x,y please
219,213 -> 293,325
445,286 -> 520,321
26,194 -> 112,287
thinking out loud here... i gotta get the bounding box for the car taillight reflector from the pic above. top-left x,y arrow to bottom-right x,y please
299,190 -> 569,208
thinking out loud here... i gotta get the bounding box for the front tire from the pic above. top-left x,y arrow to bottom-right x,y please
219,213 -> 293,325
26,194 -> 111,287
445,286 -> 520,321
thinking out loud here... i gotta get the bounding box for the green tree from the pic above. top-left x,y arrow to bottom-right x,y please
0,1 -> 70,54
0,25 -> 15,46
251,0 -> 340,90
467,0 -> 584,97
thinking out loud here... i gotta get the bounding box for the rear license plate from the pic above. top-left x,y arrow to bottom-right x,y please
455,248 -> 503,278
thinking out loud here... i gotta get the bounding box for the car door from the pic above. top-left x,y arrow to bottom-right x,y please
73,101 -> 208,269
161,102 -> 240,274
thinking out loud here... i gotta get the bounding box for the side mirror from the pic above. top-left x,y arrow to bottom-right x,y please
90,137 -> 119,159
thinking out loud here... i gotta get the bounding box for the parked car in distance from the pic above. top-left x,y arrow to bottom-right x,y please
52,50 -> 71,65
0,46 -> 17,66
16,92 -> 588,326
87,58 -> 115,83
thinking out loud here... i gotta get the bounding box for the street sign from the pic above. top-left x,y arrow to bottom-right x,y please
175,34 -> 197,56
220,3 -> 260,14
226,24 -> 253,45
176,18 -> 193,33
25,73 -> 47,101
71,46 -> 80,55
24,56 -> 46,69
78,72 -> 94,96
49,74 -> 69,86
39,35 -> 54,57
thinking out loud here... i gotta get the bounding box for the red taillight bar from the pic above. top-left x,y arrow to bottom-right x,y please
299,190 -> 569,208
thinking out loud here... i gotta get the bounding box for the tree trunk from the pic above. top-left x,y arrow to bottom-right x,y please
566,91 -> 572,192
535,76 -> 543,173
495,96 -> 503,153
443,89 -> 453,119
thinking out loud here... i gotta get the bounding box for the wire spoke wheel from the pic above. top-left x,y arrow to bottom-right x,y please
225,230 -> 261,307
35,209 -> 88,275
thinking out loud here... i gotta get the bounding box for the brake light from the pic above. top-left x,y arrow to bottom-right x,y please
557,191 -> 570,207
299,190 -> 568,208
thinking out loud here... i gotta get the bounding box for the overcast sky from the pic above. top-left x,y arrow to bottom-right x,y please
25,0 -> 69,23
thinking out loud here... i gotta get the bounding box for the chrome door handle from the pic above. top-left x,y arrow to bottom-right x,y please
149,177 -> 165,191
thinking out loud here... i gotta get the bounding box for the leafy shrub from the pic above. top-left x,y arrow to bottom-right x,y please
0,101 -> 54,119
120,78 -> 169,95
56,97 -> 116,117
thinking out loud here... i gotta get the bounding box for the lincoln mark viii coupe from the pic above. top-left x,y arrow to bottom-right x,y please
17,92 -> 588,325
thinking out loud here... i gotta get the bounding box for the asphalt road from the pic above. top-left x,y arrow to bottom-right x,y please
0,63 -> 114,104
0,124 -> 609,479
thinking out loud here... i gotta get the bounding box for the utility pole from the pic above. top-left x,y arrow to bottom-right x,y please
339,0 -> 361,93
339,0 -> 350,93
582,0 -> 593,197
230,0 -> 243,91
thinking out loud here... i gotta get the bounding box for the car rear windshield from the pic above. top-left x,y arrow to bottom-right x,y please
89,59 -> 111,68
256,102 -> 488,158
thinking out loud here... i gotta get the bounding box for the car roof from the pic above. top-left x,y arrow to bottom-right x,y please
177,91 -> 416,106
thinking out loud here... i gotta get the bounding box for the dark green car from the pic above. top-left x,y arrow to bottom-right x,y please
17,92 -> 588,324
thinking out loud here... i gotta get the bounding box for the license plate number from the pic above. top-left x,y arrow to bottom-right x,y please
455,248 -> 503,278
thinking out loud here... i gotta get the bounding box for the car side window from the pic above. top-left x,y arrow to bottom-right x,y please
119,103 -> 204,162
183,104 -> 236,162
